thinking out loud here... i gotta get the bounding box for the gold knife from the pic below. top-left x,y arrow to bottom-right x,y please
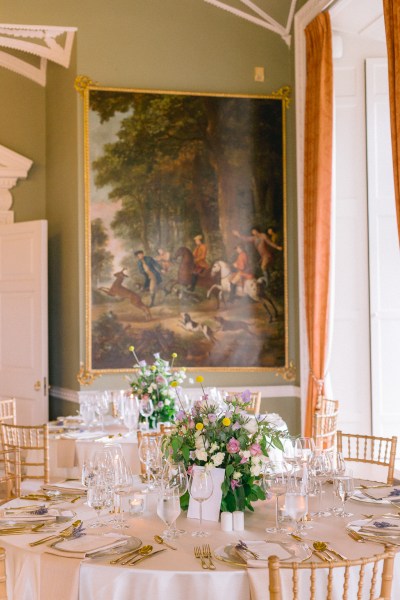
129,548 -> 167,566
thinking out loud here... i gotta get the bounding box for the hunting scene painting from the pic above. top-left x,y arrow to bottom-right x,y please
84,84 -> 288,372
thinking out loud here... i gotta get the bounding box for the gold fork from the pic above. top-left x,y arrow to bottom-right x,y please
194,546 -> 208,569
202,544 -> 216,570
29,519 -> 81,547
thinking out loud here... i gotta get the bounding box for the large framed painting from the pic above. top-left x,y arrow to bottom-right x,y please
78,77 -> 289,373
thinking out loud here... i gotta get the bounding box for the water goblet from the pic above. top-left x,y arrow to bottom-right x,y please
262,461 -> 289,533
188,466 -> 213,537
138,435 -> 161,491
310,451 -> 332,517
157,487 -> 181,540
87,476 -> 112,528
163,460 -> 188,536
123,394 -> 139,435
95,392 -> 109,432
112,453 -> 133,529
285,491 -> 308,536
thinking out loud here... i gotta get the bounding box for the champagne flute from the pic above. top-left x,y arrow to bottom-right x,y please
295,437 -> 315,466
285,491 -> 308,536
157,487 -> 181,540
139,396 -> 154,431
123,394 -> 139,435
112,453 -> 133,528
138,435 -> 160,491
334,473 -> 354,517
310,451 -> 332,517
262,461 -> 289,533
188,466 -> 213,537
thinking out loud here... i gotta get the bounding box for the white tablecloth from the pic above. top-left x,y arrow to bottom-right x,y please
2,485 -> 400,600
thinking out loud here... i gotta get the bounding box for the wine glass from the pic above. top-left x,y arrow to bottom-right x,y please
262,461 -> 289,533
80,400 -> 95,428
112,453 -> 133,528
188,466 -> 213,537
87,476 -> 112,527
285,491 -> 308,536
123,394 -> 139,435
333,473 -> 355,517
310,451 -> 332,517
138,435 -> 161,491
282,437 -> 299,484
95,392 -> 109,432
163,460 -> 188,536
139,396 -> 154,431
295,437 -> 315,466
157,487 -> 181,540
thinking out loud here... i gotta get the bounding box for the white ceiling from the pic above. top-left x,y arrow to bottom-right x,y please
330,0 -> 385,43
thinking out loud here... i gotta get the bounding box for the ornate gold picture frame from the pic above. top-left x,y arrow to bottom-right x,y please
78,77 -> 289,373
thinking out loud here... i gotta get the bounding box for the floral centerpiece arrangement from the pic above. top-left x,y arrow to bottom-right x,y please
164,383 -> 285,513
128,346 -> 186,429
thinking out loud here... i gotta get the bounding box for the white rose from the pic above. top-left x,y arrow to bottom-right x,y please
195,449 -> 208,462
212,452 -> 225,467
164,399 -> 170,406
210,442 -> 219,453
195,435 -> 205,449
243,419 -> 258,434
233,471 -> 242,479
241,450 -> 250,459
250,464 -> 262,477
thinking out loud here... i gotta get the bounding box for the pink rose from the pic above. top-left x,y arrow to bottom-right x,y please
231,479 -> 240,490
226,438 -> 241,454
250,443 -> 262,457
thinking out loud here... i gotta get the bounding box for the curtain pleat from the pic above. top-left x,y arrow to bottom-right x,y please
383,0 -> 400,242
303,12 -> 333,437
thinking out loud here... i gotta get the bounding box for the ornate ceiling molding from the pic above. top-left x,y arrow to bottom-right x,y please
203,0 -> 299,46
0,24 -> 76,86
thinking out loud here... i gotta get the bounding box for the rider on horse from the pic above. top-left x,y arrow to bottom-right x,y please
190,234 -> 210,291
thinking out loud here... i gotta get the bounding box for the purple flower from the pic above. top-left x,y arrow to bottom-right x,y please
157,401 -> 163,408
138,360 -> 147,367
225,410 -> 233,419
153,353 -> 160,359
176,410 -> 185,422
208,413 -> 217,423
231,479 -> 240,490
226,438 -> 241,454
232,422 -> 241,431
373,521 -> 398,528
156,375 -> 166,385
33,506 -> 48,515
241,389 -> 252,404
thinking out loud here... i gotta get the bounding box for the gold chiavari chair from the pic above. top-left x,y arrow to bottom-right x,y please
268,547 -> 396,600
226,391 -> 262,415
336,431 -> 397,485
0,423 -> 49,485
0,447 -> 21,504
312,398 -> 339,452
0,547 -> 7,600
0,399 -> 16,426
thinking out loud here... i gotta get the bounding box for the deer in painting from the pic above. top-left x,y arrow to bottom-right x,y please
99,269 -> 151,320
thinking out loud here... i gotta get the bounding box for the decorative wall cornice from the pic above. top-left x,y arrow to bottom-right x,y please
0,144 -> 32,222
203,0 -> 299,46
0,24 -> 76,86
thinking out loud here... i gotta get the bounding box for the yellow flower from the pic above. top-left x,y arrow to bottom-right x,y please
196,375 -> 204,383
129,345 -> 135,352
222,417 -> 231,427
150,365 -> 156,371
170,381 -> 178,388
171,352 -> 177,359
195,422 -> 204,431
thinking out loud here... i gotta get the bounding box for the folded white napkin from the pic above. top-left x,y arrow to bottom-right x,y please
61,431 -> 104,440
42,480 -> 86,495
361,487 -> 400,501
234,541 -> 292,568
0,507 -> 61,522
46,533 -> 129,559
360,517 -> 400,535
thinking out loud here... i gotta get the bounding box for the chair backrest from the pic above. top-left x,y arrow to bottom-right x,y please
0,398 -> 16,426
337,431 -> 397,485
0,423 -> 49,483
312,398 -> 339,451
136,430 -> 164,476
0,547 -> 7,600
226,391 -> 262,415
268,547 -> 396,600
0,447 -> 21,503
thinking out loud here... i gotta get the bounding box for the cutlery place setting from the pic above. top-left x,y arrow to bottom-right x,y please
194,544 -> 216,570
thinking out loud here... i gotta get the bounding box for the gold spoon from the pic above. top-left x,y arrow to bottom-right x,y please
127,545 -> 154,565
154,534 -> 177,550
111,545 -> 152,565
312,541 -> 347,561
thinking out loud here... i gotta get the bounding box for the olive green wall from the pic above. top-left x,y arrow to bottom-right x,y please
0,0 -> 302,429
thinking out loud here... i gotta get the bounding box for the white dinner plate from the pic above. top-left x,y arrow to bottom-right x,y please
214,540 -> 311,567
0,507 -> 75,525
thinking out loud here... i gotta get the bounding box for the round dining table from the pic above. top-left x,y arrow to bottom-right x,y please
1,481 -> 400,600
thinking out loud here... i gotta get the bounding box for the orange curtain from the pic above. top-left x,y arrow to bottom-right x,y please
383,0 -> 400,241
303,12 -> 333,437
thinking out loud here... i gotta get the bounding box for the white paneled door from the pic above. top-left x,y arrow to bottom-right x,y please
0,220 -> 48,424
366,58 -> 400,440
